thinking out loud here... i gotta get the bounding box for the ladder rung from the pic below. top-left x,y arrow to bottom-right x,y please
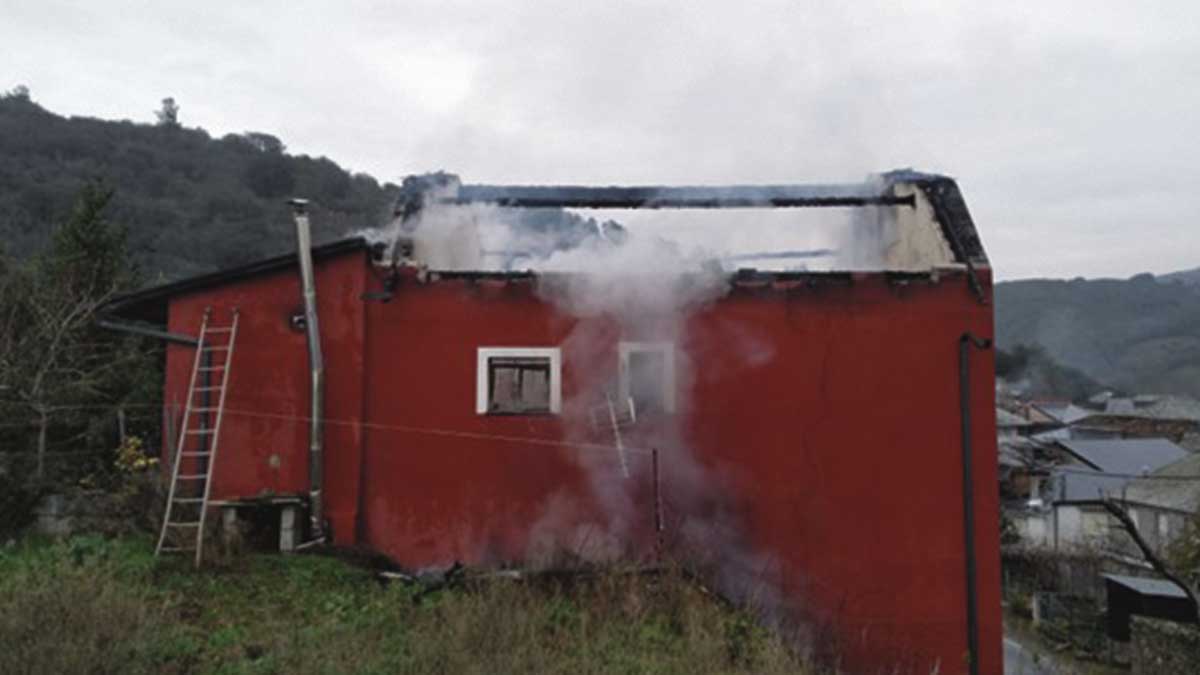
185,429 -> 215,435
203,346 -> 230,352
193,387 -> 222,393
191,407 -> 220,413
205,327 -> 234,333
167,522 -> 202,527
159,546 -> 195,553
173,498 -> 205,504
180,451 -> 210,457
177,474 -> 206,480
198,367 -> 225,372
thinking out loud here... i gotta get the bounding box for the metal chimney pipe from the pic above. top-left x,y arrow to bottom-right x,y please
289,198 -> 325,541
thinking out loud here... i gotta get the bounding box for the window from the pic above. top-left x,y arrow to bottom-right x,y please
618,342 -> 675,415
476,347 -> 562,415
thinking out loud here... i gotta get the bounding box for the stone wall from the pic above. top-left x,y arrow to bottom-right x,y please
1131,617 -> 1200,675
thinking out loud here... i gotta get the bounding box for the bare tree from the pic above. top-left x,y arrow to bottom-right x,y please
1100,498 -> 1200,622
0,184 -> 152,481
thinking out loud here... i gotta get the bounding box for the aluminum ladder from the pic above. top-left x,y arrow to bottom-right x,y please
155,307 -> 239,567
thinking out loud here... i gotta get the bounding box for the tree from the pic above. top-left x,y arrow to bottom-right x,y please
5,84 -> 30,101
0,184 -> 155,480
1101,498 -> 1200,622
1169,509 -> 1200,593
241,132 -> 285,154
155,97 -> 180,126
244,153 -> 296,198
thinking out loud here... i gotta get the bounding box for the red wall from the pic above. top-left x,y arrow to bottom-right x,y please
164,257 -> 1001,674
164,251 -> 368,539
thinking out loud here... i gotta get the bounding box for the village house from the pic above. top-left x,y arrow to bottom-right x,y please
101,171 -> 1003,674
1120,453 -> 1200,555
1012,438 -> 1190,552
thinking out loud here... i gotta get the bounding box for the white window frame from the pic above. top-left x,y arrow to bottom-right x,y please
476,347 -> 562,415
618,341 -> 676,414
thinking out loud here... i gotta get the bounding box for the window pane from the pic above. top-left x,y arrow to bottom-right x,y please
488,357 -> 551,413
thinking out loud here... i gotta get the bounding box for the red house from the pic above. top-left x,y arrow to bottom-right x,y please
104,171 -> 1002,674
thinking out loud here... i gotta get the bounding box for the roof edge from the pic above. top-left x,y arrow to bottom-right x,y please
102,237 -> 372,323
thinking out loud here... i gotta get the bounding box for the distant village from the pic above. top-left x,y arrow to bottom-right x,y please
996,380 -> 1200,667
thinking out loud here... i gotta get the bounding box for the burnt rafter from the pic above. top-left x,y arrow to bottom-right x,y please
432,184 -> 916,209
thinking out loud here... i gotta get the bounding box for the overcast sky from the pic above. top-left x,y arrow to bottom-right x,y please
4,0 -> 1198,279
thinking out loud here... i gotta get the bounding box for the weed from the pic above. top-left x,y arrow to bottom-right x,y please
1,536 -> 810,674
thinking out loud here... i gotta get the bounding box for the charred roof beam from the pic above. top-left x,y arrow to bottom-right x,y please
434,184 -> 916,210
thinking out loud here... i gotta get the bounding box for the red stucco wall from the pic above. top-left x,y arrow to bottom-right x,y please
164,256 -> 1001,674
164,251 -> 367,538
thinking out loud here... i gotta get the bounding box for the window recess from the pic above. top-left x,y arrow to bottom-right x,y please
618,342 -> 676,416
476,347 -> 562,415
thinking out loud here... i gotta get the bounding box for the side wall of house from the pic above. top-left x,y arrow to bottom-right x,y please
163,251 -> 368,540
683,272 -> 1000,673
354,269 -> 1001,675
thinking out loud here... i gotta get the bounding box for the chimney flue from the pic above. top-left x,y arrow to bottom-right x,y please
289,198 -> 325,541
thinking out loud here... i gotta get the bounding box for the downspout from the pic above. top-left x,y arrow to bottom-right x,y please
959,332 -> 991,675
289,198 -> 325,541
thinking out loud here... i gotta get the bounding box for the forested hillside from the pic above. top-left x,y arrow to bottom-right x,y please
1161,266 -> 1200,288
0,89 -> 399,281
5,88 -> 1197,401
995,273 -> 1200,399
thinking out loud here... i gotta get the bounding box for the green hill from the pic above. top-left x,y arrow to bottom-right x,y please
0,90 -> 619,282
1160,266 -> 1200,288
5,89 -> 1196,400
0,90 -> 399,280
995,273 -> 1200,399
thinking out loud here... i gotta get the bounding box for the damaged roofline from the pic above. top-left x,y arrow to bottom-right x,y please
401,169 -> 989,269
434,184 -> 916,209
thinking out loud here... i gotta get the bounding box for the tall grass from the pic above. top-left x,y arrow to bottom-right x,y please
0,536 -> 808,674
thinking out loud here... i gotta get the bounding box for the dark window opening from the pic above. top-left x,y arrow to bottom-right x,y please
488,356 -> 551,414
628,350 -> 667,416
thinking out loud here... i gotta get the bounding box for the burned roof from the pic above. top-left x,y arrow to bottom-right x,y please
409,170 -> 988,268
101,170 -> 991,326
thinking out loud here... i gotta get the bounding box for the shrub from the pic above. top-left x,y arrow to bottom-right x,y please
0,468 -> 46,540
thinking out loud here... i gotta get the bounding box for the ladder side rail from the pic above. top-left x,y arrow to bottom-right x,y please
606,392 -> 630,478
193,309 -> 239,567
156,308 -> 211,556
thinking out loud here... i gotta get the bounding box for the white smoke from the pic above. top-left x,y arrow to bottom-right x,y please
361,192 -> 899,274
355,186 -> 905,641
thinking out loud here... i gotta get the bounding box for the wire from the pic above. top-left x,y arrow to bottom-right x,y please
218,407 -> 658,457
0,397 -> 659,459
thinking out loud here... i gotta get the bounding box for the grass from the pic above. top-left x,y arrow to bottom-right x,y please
0,535 -> 808,675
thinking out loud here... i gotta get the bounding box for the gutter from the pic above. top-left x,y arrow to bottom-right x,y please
958,332 -> 991,675
96,315 -> 199,346
289,198 -> 326,542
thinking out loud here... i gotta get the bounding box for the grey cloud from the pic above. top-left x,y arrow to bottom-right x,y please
2,0 -> 1198,279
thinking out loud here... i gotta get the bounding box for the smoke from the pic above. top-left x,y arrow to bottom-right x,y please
360,178 -> 902,274
516,211 -> 801,632
355,181 -> 907,639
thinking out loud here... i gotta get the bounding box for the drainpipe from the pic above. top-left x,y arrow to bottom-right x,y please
289,198 -> 325,541
958,332 -> 991,675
